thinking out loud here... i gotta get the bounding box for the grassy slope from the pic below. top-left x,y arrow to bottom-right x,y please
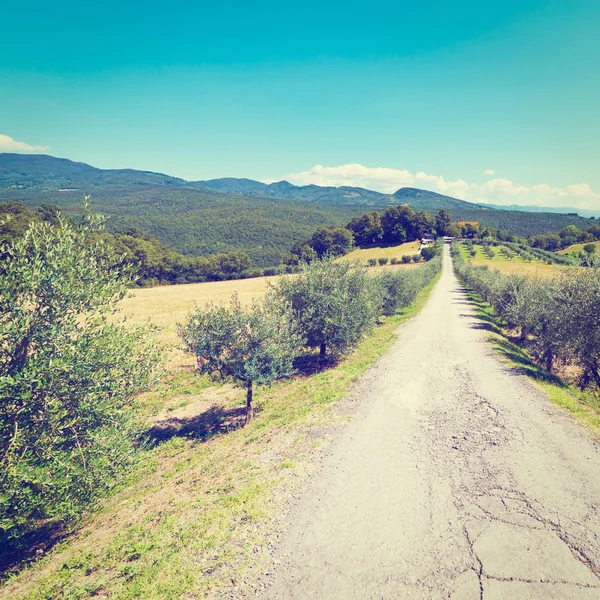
457,242 -> 557,277
2,187 -> 367,267
2,274 -> 442,600
557,240 -> 600,255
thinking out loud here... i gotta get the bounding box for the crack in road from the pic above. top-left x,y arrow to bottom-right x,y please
241,247 -> 600,600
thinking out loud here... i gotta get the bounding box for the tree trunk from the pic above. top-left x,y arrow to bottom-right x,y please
520,326 -> 527,343
319,342 -> 326,358
245,380 -> 253,425
545,350 -> 553,373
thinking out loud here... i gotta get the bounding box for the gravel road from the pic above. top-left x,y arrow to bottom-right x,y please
256,245 -> 600,599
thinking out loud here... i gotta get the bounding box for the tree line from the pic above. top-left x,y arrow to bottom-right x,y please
528,223 -> 600,251
0,201 -> 264,286
180,248 -> 443,423
453,243 -> 600,389
284,206 -> 457,263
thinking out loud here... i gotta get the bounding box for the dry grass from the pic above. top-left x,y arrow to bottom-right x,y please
120,276 -> 275,345
342,241 -> 421,262
120,259 -> 423,350
1,274 -> 442,600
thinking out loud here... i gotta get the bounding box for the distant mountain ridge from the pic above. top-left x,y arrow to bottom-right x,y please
3,153 -> 593,218
1,153 -> 597,265
0,153 -> 488,211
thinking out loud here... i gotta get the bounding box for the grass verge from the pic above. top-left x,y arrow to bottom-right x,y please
1,274 -> 441,600
462,287 -> 600,436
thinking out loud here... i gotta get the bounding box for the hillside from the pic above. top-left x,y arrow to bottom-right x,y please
1,153 -> 597,260
0,185 -> 366,267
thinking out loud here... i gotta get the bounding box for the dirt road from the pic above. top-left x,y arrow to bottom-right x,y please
257,246 -> 600,599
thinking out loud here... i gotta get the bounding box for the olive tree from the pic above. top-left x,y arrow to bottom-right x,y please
0,211 -> 161,542
271,258 -> 383,360
179,293 -> 302,423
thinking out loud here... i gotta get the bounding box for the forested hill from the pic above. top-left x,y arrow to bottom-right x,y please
1,153 -> 597,265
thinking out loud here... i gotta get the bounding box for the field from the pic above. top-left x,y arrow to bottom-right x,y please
457,242 -> 557,277
558,240 -> 600,255
120,276 -> 275,345
343,241 -> 421,262
120,257 -> 425,346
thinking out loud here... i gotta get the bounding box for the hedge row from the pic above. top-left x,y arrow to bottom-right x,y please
452,243 -> 600,389
180,253 -> 443,423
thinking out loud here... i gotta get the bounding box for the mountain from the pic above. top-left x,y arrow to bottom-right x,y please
483,202 -> 600,219
1,153 -> 597,264
196,177 -> 389,205
391,187 -> 489,211
0,153 -> 190,190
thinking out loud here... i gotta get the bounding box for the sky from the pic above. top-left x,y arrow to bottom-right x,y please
1,0 -> 599,209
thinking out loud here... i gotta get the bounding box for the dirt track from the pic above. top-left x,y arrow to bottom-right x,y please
256,246 -> 600,599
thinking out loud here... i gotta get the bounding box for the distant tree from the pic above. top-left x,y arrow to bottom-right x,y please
179,294 -> 301,424
583,243 -> 597,255
435,210 -> 452,236
308,227 -> 354,258
421,245 -> 439,261
347,212 -> 383,246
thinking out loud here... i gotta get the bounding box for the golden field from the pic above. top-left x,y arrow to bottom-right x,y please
120,275 -> 275,345
342,240 -> 421,262
120,257 -> 424,348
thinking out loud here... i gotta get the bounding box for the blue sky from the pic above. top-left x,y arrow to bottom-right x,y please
2,0 -> 599,208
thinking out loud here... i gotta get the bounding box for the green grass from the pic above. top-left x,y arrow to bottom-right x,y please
1,273 -> 442,600
457,242 -> 557,277
462,287 -> 600,436
558,240 -> 600,255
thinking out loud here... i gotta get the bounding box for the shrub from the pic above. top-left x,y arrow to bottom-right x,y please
272,258 -> 382,360
378,257 -> 389,266
0,212 -> 162,544
367,258 -> 377,267
412,254 -> 421,263
376,256 -> 442,316
401,255 -> 412,264
390,257 -> 398,265
179,294 -> 301,423
421,245 -> 439,261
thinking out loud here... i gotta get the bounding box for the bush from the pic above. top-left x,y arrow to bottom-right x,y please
401,255 -> 412,264
452,242 -> 600,384
376,256 -> 442,316
412,254 -> 421,263
421,245 -> 440,261
390,257 -> 398,265
271,258 -> 382,360
179,294 -> 301,423
0,212 -> 162,544
367,258 -> 377,267
378,257 -> 389,266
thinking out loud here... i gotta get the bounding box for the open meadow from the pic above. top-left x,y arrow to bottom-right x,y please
120,258 -> 425,347
342,240 -> 421,262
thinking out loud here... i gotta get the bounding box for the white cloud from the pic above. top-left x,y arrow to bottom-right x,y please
0,134 -> 51,153
280,163 -> 470,199
483,169 -> 495,176
277,163 -> 600,210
